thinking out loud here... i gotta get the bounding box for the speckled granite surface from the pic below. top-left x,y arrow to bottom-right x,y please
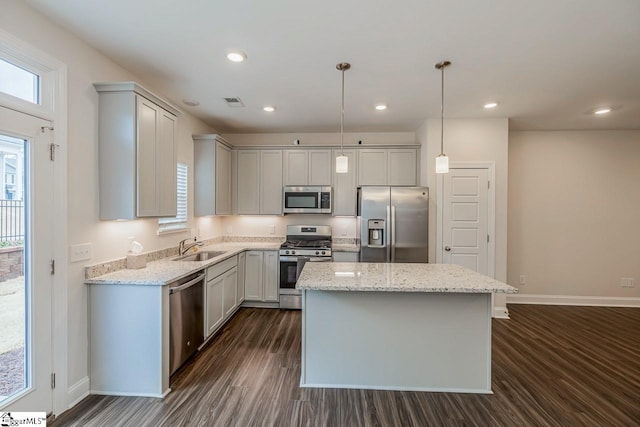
297,262 -> 517,293
85,241 -> 281,286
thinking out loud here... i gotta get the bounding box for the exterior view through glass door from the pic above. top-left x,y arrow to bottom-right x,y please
0,106 -> 54,413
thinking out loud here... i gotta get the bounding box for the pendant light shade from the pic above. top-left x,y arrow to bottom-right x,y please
336,62 -> 351,174
435,60 -> 451,174
335,154 -> 349,173
435,154 -> 449,173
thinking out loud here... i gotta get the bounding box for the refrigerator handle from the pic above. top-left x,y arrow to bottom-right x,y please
386,205 -> 391,262
391,205 -> 396,262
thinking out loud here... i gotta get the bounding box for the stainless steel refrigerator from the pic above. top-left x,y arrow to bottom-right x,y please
358,186 -> 429,263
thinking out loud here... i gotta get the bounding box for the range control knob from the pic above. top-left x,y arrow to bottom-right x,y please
315,251 -> 320,255
321,251 -> 326,255
291,250 -> 296,255
285,250 -> 290,255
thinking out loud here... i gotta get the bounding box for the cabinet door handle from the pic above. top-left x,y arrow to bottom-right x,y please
444,246 -> 451,252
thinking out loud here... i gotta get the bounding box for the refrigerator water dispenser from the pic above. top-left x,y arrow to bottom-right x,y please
367,219 -> 385,247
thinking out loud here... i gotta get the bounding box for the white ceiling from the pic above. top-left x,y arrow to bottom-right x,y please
26,0 -> 640,133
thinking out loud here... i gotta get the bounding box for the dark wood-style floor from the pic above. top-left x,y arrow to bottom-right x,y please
52,305 -> 640,426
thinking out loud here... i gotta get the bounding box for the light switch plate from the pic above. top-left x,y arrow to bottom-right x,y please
70,243 -> 92,262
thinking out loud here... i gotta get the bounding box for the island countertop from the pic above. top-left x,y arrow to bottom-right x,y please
297,262 -> 517,293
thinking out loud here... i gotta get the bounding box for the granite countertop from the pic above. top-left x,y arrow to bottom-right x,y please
85,242 -> 281,286
296,262 -> 518,294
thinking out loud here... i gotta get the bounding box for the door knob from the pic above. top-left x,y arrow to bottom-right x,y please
444,246 -> 451,251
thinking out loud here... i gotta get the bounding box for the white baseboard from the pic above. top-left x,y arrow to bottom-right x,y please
89,388 -> 170,399
300,382 -> 493,394
507,294 -> 640,308
492,306 -> 510,319
67,376 -> 90,409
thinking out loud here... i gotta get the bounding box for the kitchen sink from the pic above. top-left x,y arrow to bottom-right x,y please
173,251 -> 226,261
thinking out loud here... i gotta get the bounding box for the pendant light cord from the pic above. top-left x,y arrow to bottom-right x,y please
440,63 -> 445,156
340,67 -> 345,155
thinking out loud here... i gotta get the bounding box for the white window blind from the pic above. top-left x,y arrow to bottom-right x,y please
158,163 -> 188,233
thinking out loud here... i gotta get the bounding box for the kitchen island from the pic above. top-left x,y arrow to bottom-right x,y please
296,262 -> 517,394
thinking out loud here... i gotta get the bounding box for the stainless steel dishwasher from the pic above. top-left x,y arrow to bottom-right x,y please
169,272 -> 205,375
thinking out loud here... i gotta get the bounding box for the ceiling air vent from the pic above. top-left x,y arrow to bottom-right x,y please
223,97 -> 245,108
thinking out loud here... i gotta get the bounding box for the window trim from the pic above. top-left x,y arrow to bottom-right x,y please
0,30 -> 56,120
158,162 -> 189,234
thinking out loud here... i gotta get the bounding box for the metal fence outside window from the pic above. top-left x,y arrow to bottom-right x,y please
0,199 -> 24,244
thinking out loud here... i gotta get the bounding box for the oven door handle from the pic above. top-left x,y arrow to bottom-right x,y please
280,256 -> 332,262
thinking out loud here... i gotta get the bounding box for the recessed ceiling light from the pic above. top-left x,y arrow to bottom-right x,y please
263,105 -> 275,112
483,102 -> 499,109
182,99 -> 200,107
226,51 -> 247,63
375,104 -> 387,111
594,107 -> 611,115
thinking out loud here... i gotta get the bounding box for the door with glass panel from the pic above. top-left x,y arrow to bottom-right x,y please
0,106 -> 54,413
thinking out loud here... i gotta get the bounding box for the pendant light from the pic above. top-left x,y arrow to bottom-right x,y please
435,60 -> 451,174
335,62 -> 351,174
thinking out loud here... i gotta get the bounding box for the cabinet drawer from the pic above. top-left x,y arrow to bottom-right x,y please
207,256 -> 237,280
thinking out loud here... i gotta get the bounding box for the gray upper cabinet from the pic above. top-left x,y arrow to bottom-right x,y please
236,150 -> 260,214
260,150 -> 283,214
358,149 -> 388,186
284,150 -> 308,185
388,148 -> 417,186
358,148 -> 417,186
332,149 -> 357,216
193,134 -> 232,216
284,149 -> 331,185
236,149 -> 282,215
95,82 -> 178,220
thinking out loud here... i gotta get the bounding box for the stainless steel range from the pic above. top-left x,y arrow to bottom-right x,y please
279,225 -> 332,309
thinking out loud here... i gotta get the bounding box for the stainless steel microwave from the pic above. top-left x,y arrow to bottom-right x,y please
283,186 -> 332,214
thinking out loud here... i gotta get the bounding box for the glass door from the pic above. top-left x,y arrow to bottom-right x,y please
0,106 -> 54,413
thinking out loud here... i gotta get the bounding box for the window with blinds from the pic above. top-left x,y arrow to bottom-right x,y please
158,163 -> 188,233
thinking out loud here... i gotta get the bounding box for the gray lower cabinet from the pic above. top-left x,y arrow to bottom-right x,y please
237,251 -> 246,304
243,250 -> 279,302
205,256 -> 238,337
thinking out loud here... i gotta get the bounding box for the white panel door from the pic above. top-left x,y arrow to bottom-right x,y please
263,251 -> 279,302
244,251 -> 264,301
284,150 -> 308,185
260,150 -> 283,214
442,168 -> 489,274
308,149 -> 332,185
157,109 -> 177,217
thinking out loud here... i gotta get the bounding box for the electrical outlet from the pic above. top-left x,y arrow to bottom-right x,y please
70,243 -> 92,262
621,278 -> 635,288
269,225 -> 276,235
519,275 -> 526,285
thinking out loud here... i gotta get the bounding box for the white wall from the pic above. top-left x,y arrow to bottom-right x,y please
418,118 -> 509,312
221,215 -> 357,239
0,1 -> 221,403
223,131 -> 416,146
508,130 -> 640,299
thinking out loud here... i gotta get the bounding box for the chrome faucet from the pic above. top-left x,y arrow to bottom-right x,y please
179,237 -> 204,255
